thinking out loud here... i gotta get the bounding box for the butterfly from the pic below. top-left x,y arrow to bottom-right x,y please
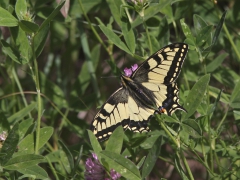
91,43 -> 188,141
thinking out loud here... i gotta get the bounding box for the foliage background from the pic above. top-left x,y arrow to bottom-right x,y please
0,0 -> 240,179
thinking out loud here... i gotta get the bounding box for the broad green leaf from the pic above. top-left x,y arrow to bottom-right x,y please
212,11 -> 227,46
18,119 -> 34,140
233,110 -> 240,121
180,18 -> 195,44
0,39 -> 28,64
193,14 -> 208,35
87,130 -> 102,155
38,127 -> 53,150
106,0 -> 122,27
100,150 -> 141,180
17,165 -> 48,180
98,24 -> 131,55
7,102 -> 37,123
58,140 -> 74,172
196,25 -> 213,46
0,7 -> 18,27
0,123 -> 19,166
142,136 -> 162,178
16,134 -> 34,156
121,8 -> 135,53
10,26 -> 31,63
106,126 -> 124,154
19,20 -> 39,33
161,113 -> 179,124
206,53 -> 228,73
3,154 -> 45,170
182,74 -> 210,120
15,0 -> 27,20
182,119 -> 202,138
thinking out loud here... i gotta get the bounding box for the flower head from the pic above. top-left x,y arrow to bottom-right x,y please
124,64 -> 138,77
85,153 -> 121,180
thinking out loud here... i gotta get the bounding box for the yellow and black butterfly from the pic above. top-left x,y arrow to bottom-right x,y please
91,43 -> 188,141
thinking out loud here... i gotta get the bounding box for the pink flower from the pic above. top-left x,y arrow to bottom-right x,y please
124,64 -> 138,77
85,153 -> 121,180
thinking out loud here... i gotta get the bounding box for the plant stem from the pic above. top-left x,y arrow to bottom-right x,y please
180,150 -> 194,180
31,35 -> 41,155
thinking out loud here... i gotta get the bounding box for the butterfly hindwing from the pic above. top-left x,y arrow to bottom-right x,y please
91,88 -> 153,141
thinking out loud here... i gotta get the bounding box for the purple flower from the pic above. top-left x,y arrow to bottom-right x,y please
110,169 -> 121,180
85,153 -> 105,180
85,153 -> 121,180
124,64 -> 138,77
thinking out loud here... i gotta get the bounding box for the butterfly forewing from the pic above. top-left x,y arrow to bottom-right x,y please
132,43 -> 188,84
91,43 -> 188,141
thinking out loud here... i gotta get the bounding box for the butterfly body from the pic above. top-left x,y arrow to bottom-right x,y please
91,43 -> 188,141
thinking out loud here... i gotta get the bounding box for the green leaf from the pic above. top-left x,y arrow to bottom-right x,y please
193,14 -> 208,35
209,86 -> 230,104
182,119 -> 202,138
106,126 -> 124,154
58,140 -> 74,172
0,111 -> 10,132
161,113 -> 179,124
3,154 -> 45,170
34,24 -> 49,58
196,25 -> 213,46
7,102 -> 37,123
233,110 -> 240,121
121,8 -> 135,53
38,127 -> 53,150
98,24 -> 131,55
19,20 -> 39,33
71,44 -> 100,96
212,11 -> 227,45
10,26 -> 31,63
18,118 -> 34,140
180,18 -> 195,44
87,130 -> 102,155
0,7 -> 18,27
206,53 -> 228,73
100,150 -> 141,180
142,136 -> 162,178
0,39 -> 28,64
16,134 -> 35,156
0,123 -> 19,165
39,72 -> 68,108
132,0 -> 170,28
106,0 -> 122,27
182,74 -> 210,120
17,165 -> 49,180
15,0 -> 27,20
230,79 -> 240,109
38,0 -> 65,33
